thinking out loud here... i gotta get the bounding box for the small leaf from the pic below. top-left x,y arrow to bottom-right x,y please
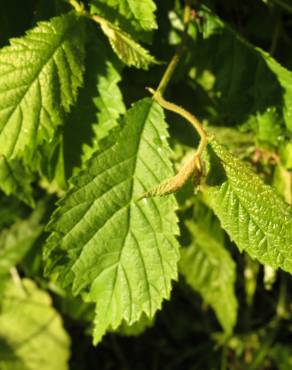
0,156 -> 34,207
100,21 -> 158,69
45,98 -> 179,344
90,0 -> 157,32
204,139 -> 292,274
180,202 -> 237,335
0,279 -> 70,370
0,12 -> 86,164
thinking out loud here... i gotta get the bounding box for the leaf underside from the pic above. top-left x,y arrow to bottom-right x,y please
45,98 -> 180,344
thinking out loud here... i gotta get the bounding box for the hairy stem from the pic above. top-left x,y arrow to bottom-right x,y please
68,0 -> 107,26
147,88 -> 208,158
150,1 -> 207,160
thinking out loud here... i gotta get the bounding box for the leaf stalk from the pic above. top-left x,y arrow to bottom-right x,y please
155,0 -> 192,95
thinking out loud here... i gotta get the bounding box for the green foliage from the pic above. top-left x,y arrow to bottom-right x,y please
0,278 -> 70,370
63,34 -> 125,177
99,21 -> 158,69
0,0 -> 291,369
0,156 -> 34,206
189,6 -> 292,141
180,215 -> 237,335
204,139 -> 292,273
0,12 -> 85,164
0,202 -> 44,275
90,0 -> 157,32
45,98 -> 179,344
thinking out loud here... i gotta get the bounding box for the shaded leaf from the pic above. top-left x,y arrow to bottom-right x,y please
0,279 -> 70,370
190,6 -> 292,141
0,202 -> 45,275
63,32 -> 125,179
180,208 -> 237,335
0,156 -> 34,207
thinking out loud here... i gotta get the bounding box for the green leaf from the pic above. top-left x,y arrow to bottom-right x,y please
45,98 -> 179,344
180,207 -> 237,335
204,139 -> 292,274
83,44 -> 125,161
0,278 -> 70,370
0,202 -> 45,275
0,156 -> 34,207
90,0 -> 157,32
99,21 -> 158,69
0,12 -> 85,163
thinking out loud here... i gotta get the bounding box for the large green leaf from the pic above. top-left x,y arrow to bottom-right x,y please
204,139 -> 292,274
180,218 -> 237,335
0,12 -> 85,163
45,98 -> 180,344
0,279 -> 70,370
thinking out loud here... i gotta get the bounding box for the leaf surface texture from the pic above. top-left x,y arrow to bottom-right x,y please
0,12 -> 85,162
100,22 -> 157,69
204,140 -> 292,273
45,98 -> 179,343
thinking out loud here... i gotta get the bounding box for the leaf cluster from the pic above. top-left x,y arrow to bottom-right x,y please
0,0 -> 292,369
